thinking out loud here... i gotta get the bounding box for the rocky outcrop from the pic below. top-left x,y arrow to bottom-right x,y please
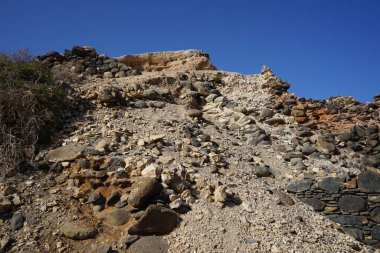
3,46 -> 380,252
117,49 -> 216,72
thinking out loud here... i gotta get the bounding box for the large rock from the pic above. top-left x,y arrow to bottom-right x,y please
128,178 -> 162,208
287,179 -> 313,193
128,205 -> 178,235
338,195 -> 367,213
127,236 -> 168,253
358,171 -> 380,193
117,50 -> 216,72
45,144 -> 86,162
60,221 -> 97,240
318,177 -> 341,193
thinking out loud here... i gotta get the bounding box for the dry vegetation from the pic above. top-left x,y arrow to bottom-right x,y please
0,50 -> 66,175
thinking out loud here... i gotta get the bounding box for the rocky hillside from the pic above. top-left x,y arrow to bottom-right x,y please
0,46 -> 380,253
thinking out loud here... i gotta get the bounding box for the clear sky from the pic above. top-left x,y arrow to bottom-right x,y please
1,0 -> 379,102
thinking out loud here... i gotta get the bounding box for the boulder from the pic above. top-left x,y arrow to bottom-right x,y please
128,205 -> 178,235
128,178 -> 162,208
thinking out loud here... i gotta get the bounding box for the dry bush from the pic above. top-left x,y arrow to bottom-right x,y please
0,49 -> 66,175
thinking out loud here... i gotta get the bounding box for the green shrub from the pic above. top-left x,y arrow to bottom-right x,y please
0,49 -> 66,175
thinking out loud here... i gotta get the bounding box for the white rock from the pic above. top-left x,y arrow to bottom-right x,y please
214,186 -> 228,203
141,164 -> 158,178
242,201 -> 255,213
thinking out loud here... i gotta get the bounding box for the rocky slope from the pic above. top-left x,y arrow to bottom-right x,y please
0,46 -> 379,253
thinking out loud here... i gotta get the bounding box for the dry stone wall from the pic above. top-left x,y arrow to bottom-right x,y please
36,46 -> 141,79
288,170 -> 380,246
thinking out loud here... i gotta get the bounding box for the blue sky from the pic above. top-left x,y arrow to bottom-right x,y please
1,0 -> 379,102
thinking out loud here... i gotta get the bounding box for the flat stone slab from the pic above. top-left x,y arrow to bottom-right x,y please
327,215 -> 367,226
318,177 -> 341,193
287,179 -> 313,193
46,144 -> 87,162
338,195 -> 367,213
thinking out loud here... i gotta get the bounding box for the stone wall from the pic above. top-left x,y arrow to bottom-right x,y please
287,170 -> 380,246
36,46 -> 141,79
